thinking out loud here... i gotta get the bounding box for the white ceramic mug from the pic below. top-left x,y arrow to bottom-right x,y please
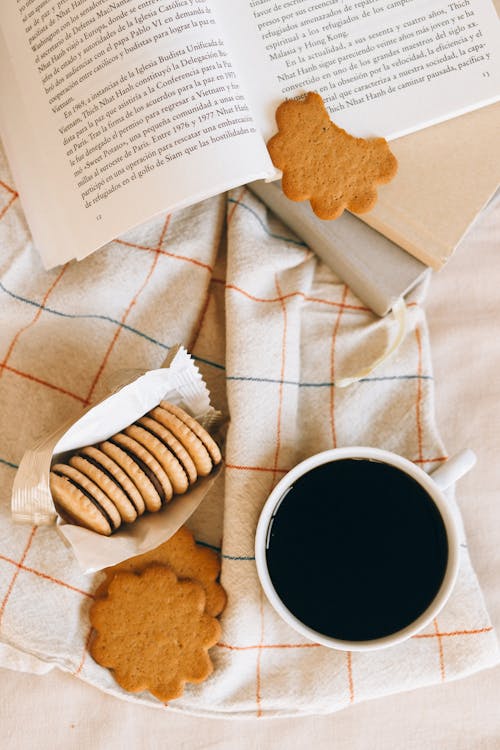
255,446 -> 476,652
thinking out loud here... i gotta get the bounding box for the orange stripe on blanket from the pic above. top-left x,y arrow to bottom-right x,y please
0,191 -> 18,222
433,618 -> 446,681
271,274 -> 288,484
346,651 -> 355,703
0,179 -> 17,195
225,282 -> 369,312
415,326 -> 424,463
413,627 -> 493,639
218,641 -> 321,651
0,527 -> 37,624
114,238 -> 213,272
220,278 -> 421,315
85,216 -> 170,405
0,265 -> 67,380
225,458 -> 448,473
225,463 -> 289,474
2,364 -> 87,403
256,592 -> 265,718
414,456 -> 448,464
217,626 -> 494,651
329,284 -> 349,448
73,625 -> 94,677
0,552 -> 94,599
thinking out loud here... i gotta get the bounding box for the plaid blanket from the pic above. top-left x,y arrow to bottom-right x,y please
0,146 -> 497,717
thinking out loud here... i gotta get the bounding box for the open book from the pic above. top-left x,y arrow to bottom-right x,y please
1,0 -> 499,268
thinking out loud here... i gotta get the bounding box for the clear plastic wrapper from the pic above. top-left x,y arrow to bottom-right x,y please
11,346 -> 223,573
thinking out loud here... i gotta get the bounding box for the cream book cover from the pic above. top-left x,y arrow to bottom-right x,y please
360,0 -> 500,270
362,101 -> 500,270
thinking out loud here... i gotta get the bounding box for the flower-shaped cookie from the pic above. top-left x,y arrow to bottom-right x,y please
267,92 -> 398,220
94,525 -> 227,618
90,565 -> 221,702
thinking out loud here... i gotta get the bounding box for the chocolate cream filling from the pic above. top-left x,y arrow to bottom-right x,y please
108,439 -> 166,505
136,423 -> 191,484
79,453 -> 141,514
53,471 -> 116,531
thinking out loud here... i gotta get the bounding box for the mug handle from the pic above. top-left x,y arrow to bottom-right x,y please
429,449 -> 477,491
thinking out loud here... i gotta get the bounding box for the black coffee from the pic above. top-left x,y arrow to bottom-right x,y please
266,459 -> 448,641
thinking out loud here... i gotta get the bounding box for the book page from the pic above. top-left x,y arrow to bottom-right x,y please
212,0 -> 500,140
0,0 -> 275,267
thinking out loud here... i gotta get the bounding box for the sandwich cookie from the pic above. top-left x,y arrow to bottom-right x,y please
136,415 -> 198,485
99,440 -> 163,513
124,424 -> 189,495
79,445 -> 145,517
50,463 -> 122,535
110,432 -> 174,506
102,434 -> 172,510
149,406 -> 213,477
159,402 -> 222,467
69,454 -> 138,524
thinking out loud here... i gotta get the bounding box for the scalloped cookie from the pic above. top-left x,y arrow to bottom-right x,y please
267,91 -> 398,220
90,566 -> 221,702
94,525 -> 227,617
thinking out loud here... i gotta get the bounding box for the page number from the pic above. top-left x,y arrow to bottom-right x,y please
96,214 -> 102,220
482,71 -> 490,78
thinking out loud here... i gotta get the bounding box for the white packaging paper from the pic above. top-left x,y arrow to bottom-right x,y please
11,347 -> 222,573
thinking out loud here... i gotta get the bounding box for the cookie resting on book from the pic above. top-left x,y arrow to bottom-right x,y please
267,92 -> 398,220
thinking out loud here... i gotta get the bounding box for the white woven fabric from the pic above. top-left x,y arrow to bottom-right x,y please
0,146 -> 497,717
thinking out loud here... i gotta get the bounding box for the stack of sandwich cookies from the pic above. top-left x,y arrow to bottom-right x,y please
135,416 -> 197,485
125,424 -> 189,494
151,400 -> 221,477
70,453 -> 139,523
49,402 -> 222,535
50,464 -> 121,536
79,445 -> 145,518
104,433 -> 171,510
